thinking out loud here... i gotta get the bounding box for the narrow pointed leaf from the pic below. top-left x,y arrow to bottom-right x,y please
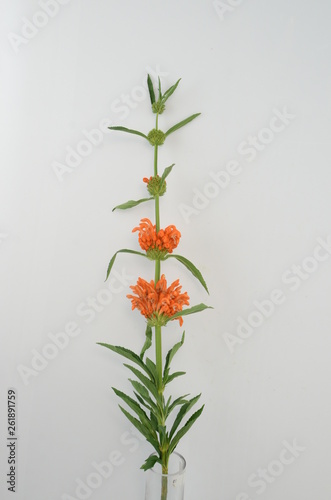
167,395 -> 190,416
169,405 -> 204,454
147,74 -> 155,105
163,332 -> 185,379
165,371 -> 186,384
159,164 -> 175,190
145,358 -> 157,382
130,380 -> 158,413
165,254 -> 209,293
112,388 -> 154,432
97,344 -> 153,379
165,113 -> 201,137
105,249 -> 147,281
140,325 -> 152,359
108,126 -> 148,140
158,76 -> 162,99
112,197 -> 153,211
123,364 -> 160,403
118,405 -> 160,453
169,303 -> 212,323
141,454 -> 161,471
162,79 -> 181,103
169,394 -> 201,440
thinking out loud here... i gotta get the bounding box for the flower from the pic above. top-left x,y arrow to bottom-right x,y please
143,175 -> 166,196
132,218 -> 181,256
127,274 -> 190,326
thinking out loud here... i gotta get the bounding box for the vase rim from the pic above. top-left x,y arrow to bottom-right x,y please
149,451 -> 186,478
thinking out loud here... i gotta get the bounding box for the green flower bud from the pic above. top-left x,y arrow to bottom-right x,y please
152,100 -> 166,114
144,175 -> 167,196
147,129 -> 166,146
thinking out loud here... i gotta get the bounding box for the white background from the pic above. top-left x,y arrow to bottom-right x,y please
1,1 -> 331,499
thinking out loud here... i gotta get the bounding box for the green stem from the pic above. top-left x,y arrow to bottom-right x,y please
153,112 -> 163,394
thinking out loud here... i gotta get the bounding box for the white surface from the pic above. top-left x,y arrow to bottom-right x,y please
1,1 -> 331,499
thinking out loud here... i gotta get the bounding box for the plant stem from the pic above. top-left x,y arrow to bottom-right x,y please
154,112 -> 162,393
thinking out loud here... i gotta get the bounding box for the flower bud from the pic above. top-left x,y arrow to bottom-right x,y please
147,129 -> 166,146
143,175 -> 166,196
152,100 -> 166,114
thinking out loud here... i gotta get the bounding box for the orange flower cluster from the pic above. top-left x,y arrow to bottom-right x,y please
132,218 -> 181,254
127,274 -> 190,326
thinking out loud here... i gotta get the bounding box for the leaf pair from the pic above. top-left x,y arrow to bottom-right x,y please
112,163 -> 174,212
105,248 -> 209,294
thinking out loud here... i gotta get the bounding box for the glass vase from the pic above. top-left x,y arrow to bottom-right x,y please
144,452 -> 186,500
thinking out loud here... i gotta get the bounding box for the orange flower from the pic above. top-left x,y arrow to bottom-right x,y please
127,274 -> 190,327
132,218 -> 181,255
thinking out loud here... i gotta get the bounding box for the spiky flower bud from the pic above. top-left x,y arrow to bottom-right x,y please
152,100 -> 166,114
147,129 -> 166,146
143,175 -> 166,196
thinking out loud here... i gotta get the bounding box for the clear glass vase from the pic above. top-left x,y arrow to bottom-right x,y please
144,452 -> 186,500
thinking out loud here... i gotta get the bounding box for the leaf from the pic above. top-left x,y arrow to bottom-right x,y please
123,364 -> 160,403
105,249 -> 147,281
165,113 -> 201,137
141,454 -> 161,471
145,358 -> 157,382
158,76 -> 162,100
163,332 -> 185,380
166,395 -> 190,416
169,303 -> 212,322
112,387 -> 154,434
112,197 -> 153,211
165,254 -> 209,293
169,394 -> 201,440
130,380 -> 158,414
165,371 -> 186,384
169,405 -> 204,454
162,79 -> 181,103
108,126 -> 148,140
118,405 -> 160,453
140,325 -> 152,359
97,344 -> 153,379
159,164 -> 175,191
147,74 -> 155,105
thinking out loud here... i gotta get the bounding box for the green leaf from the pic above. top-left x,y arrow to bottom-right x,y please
108,126 -> 148,140
165,113 -> 201,137
169,303 -> 212,322
112,387 -> 154,433
130,380 -> 158,414
159,164 -> 175,191
166,395 -> 190,417
169,405 -> 204,454
145,358 -> 157,382
169,394 -> 201,440
165,254 -> 209,293
163,332 -> 185,381
141,454 -> 161,471
97,344 -> 153,379
105,249 -> 147,281
162,79 -> 181,103
118,405 -> 160,453
123,364 -> 160,403
158,76 -> 162,100
112,197 -> 153,211
165,371 -> 186,384
147,74 -> 155,105
140,325 -> 152,359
